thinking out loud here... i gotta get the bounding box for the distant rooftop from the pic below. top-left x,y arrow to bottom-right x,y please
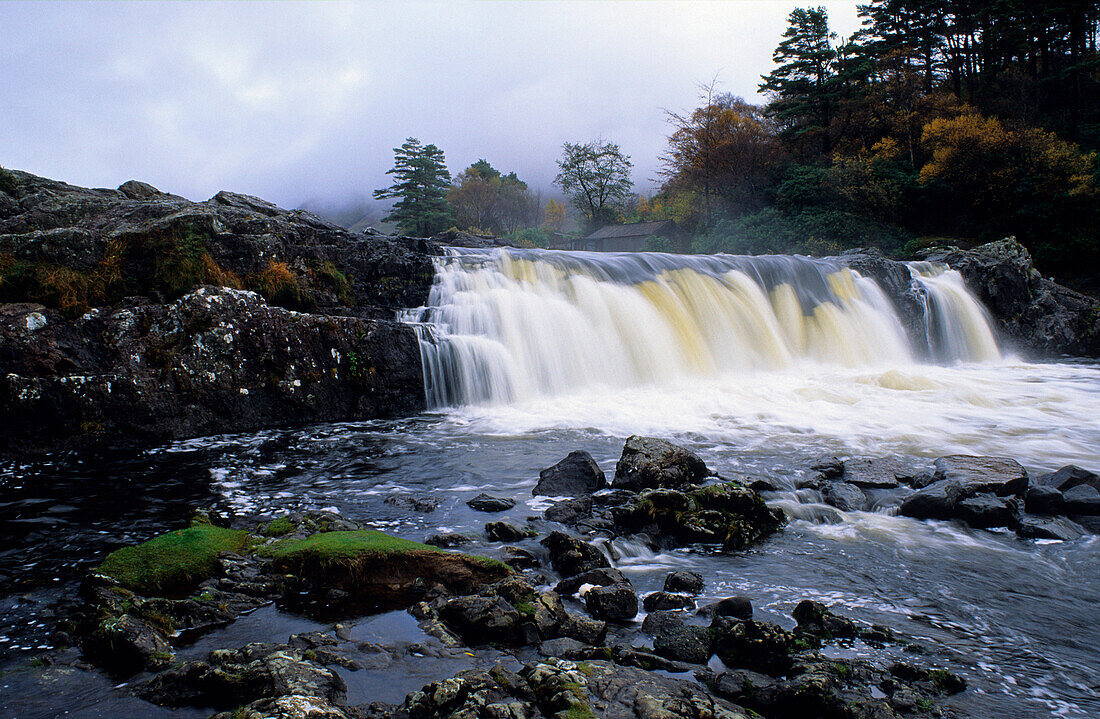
584,220 -> 678,240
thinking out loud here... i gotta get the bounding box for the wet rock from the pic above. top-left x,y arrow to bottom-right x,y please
956,495 -> 1021,529
438,595 -> 524,646
749,478 -> 778,491
643,591 -> 695,612
841,457 -> 916,488
584,583 -> 638,623
210,695 -> 353,719
383,495 -> 439,513
557,612 -> 608,646
641,610 -> 685,637
398,658 -> 754,719
502,547 -> 540,569
821,481 -> 867,511
712,617 -> 805,675
791,600 -> 858,639
554,567 -> 629,596
537,637 -> 591,659
612,436 -> 710,491
534,450 -> 606,496
540,531 -> 610,576
543,497 -> 592,524
1063,484 -> 1100,515
899,480 -> 966,520
663,570 -> 705,595
809,456 -> 844,480
708,669 -> 777,703
1025,485 -> 1065,514
616,483 -> 785,550
84,611 -> 175,674
1016,516 -> 1087,541
423,532 -> 472,548
136,642 -> 346,709
701,596 -> 753,621
1037,464 -> 1100,492
485,521 -> 537,542
653,624 -> 713,664
466,493 -> 516,512
933,455 -> 1029,496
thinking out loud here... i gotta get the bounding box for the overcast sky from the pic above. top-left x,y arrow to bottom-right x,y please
1,1 -> 861,211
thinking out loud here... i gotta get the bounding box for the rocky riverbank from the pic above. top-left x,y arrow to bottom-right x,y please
0,169 -> 438,454
43,437 -> 979,719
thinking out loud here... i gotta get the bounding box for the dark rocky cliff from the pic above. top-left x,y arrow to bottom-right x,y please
0,170 -> 437,454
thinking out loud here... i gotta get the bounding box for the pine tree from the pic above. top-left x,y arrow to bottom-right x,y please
759,7 -> 840,155
373,138 -> 454,236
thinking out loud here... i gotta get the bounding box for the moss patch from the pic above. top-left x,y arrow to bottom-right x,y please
258,529 -> 442,562
262,516 -> 295,537
97,525 -> 253,595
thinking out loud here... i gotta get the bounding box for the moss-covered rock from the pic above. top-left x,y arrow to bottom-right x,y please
616,481 -> 785,550
260,530 -> 510,613
97,524 -> 254,595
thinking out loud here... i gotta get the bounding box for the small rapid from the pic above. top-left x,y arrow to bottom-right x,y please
403,248 -> 1003,408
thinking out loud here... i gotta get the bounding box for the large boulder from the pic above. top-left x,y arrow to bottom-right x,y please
1062,484 -> 1100,515
821,482 -> 867,512
540,531 -> 610,576
534,451 -> 606,496
1016,516 -> 1088,541
612,436 -> 710,491
584,583 -> 639,623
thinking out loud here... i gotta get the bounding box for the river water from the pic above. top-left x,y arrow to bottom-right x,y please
2,249 -> 1099,718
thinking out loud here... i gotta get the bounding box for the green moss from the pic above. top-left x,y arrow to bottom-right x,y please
830,661 -> 852,678
258,529 -> 442,562
915,697 -> 935,711
515,601 -> 536,618
97,524 -> 254,595
575,662 -> 595,677
564,703 -> 597,719
0,166 -> 16,195
263,516 -> 295,537
313,260 -> 355,306
29,655 -> 50,668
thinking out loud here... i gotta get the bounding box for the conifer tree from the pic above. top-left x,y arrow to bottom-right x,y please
759,7 -> 839,155
373,138 -> 453,236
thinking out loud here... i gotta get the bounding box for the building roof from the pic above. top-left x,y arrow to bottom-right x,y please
584,220 -> 679,240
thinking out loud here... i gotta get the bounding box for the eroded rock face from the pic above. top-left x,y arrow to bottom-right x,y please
0,170 -> 439,454
0,287 -> 424,454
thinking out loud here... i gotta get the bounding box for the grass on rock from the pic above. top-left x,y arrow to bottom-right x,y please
97,524 -> 253,595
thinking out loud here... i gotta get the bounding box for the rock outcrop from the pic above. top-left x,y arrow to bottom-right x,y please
919,238 -> 1100,357
0,169 -> 440,454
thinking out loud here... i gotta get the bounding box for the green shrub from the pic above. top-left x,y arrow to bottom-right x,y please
312,260 -> 354,306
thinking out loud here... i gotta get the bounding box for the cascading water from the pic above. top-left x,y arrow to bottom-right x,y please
402,248 -> 1004,408
908,261 -> 1002,362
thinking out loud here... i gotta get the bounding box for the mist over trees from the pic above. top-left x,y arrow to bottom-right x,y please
365,1 -> 1098,284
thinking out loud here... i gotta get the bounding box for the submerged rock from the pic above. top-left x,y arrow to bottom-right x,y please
534,450 -> 606,496
612,436 -> 710,491
485,521 -> 537,542
466,493 -> 516,512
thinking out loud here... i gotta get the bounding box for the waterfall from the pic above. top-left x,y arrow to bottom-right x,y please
908,261 -> 1001,363
402,248 -> 1002,408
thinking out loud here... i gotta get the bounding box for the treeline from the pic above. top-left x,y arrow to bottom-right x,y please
644,1 -> 1100,280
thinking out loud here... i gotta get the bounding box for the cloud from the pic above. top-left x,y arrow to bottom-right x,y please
0,1 -> 860,208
